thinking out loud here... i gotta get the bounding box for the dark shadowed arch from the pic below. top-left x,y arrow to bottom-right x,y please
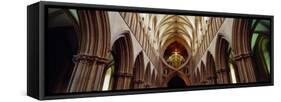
167,75 -> 187,88
132,52 -> 145,89
251,19 -> 271,82
144,63 -> 152,88
46,8 -> 79,94
215,35 -> 231,84
206,52 -> 217,85
164,71 -> 190,86
111,32 -> 134,90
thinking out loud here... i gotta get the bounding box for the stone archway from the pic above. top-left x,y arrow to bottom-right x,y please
251,19 -> 271,82
132,52 -> 145,89
46,8 -> 79,94
206,52 -> 217,85
167,75 -> 187,88
144,63 -> 152,88
200,61 -> 207,85
215,35 -> 231,84
111,32 -> 134,90
164,71 -> 191,87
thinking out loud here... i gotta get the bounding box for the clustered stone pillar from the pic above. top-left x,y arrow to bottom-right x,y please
67,10 -> 111,92
232,19 -> 256,83
134,79 -> 145,89
68,55 -> 108,92
114,72 -> 133,90
215,67 -> 230,84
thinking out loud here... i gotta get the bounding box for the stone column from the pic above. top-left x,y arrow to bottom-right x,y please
67,10 -> 111,92
114,72 -> 134,90
134,79 -> 145,89
234,52 -> 256,83
207,75 -> 217,85
68,54 -> 108,92
216,68 -> 230,84
232,19 -> 256,83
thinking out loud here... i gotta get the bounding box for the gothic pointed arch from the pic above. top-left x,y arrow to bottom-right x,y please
46,8 -> 79,94
44,9 -> 273,93
167,75 -> 187,88
251,19 -> 271,82
144,63 -> 152,88
227,48 -> 239,84
164,71 -> 191,86
111,32 -> 134,90
200,61 -> 207,85
161,35 -> 191,72
215,35 -> 231,84
132,52 -> 145,89
101,53 -> 115,91
206,51 -> 217,85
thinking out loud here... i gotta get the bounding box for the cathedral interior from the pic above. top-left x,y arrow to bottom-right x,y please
46,8 -> 272,95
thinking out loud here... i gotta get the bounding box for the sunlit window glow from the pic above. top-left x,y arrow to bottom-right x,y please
102,66 -> 114,91
229,63 -> 237,84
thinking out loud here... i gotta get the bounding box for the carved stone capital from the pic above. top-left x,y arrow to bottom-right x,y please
234,52 -> 252,61
72,54 -> 109,64
115,72 -> 133,78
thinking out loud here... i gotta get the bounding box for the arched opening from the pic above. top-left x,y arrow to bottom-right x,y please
206,52 -> 217,85
144,63 -> 152,88
46,8 -> 78,94
167,75 -> 187,88
102,53 -> 115,91
164,41 -> 188,68
215,35 -> 236,84
251,19 -> 271,82
111,32 -> 134,90
229,63 -> 237,84
227,48 -> 239,84
132,52 -> 145,89
200,62 -> 206,85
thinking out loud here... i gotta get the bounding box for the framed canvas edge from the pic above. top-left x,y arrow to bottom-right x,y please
29,1 -> 274,100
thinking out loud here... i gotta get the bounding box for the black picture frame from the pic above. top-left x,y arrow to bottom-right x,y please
27,1 -> 274,100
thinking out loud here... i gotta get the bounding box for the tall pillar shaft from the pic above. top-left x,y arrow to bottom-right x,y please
114,72 -> 133,90
234,53 -> 256,83
232,19 -> 256,83
216,68 -> 230,84
68,54 -> 108,92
